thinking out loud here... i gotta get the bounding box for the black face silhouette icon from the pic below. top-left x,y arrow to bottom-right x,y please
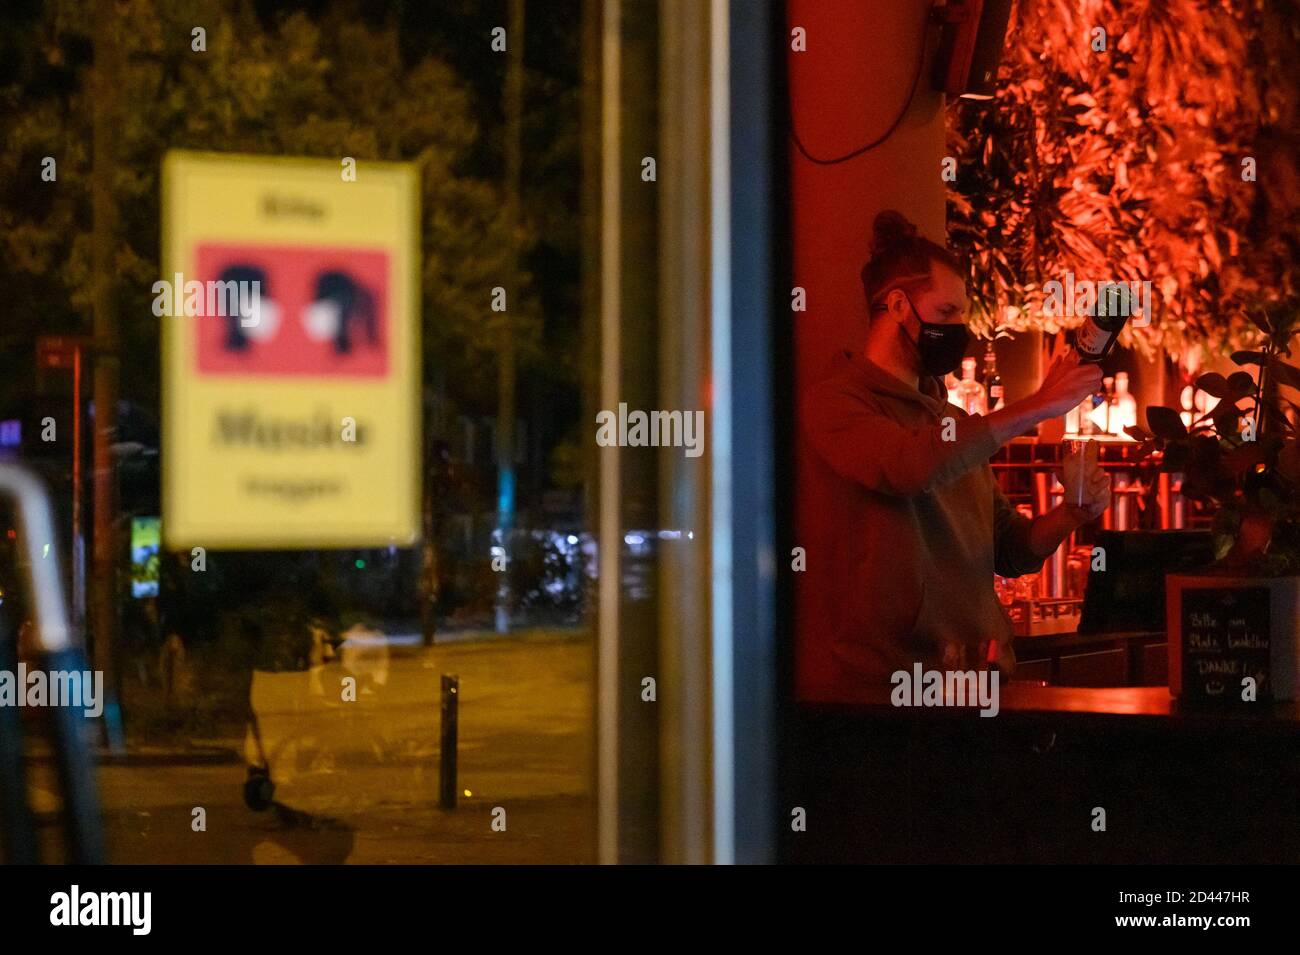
218,265 -> 276,352
303,271 -> 378,354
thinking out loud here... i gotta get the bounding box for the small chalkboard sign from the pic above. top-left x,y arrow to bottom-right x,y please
1180,586 -> 1271,704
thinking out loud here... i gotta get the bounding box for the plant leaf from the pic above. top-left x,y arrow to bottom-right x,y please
1269,357 -> 1300,390
1147,405 -> 1188,439
1226,371 -> 1257,398
1212,403 -> 1244,437
1194,372 -> 1230,397
1231,350 -> 1264,366
1124,425 -> 1151,441
1190,401 -> 1232,428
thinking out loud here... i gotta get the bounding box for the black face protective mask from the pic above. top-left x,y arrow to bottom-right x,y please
900,292 -> 971,378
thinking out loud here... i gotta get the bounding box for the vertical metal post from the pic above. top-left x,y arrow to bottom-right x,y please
439,674 -> 459,809
596,0 -> 624,865
1114,470 -> 1131,530
727,0 -> 780,865
658,0 -> 715,866
90,0 -> 124,753
495,0 -> 525,635
1048,476 -> 1066,598
1034,471 -> 1053,597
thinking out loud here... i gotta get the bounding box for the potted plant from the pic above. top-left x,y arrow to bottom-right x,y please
1126,303 -> 1300,702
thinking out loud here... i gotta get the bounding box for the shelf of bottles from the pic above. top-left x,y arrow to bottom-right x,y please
989,438 -> 1195,635
956,291 -> 1171,634
951,345 -> 1202,635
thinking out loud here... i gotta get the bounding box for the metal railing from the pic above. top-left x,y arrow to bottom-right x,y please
0,463 -> 104,864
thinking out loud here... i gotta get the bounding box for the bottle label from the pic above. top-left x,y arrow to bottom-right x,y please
1076,318 -> 1112,357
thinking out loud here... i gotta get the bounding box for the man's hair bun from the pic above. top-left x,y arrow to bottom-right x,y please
860,209 -> 965,311
870,210 -> 919,256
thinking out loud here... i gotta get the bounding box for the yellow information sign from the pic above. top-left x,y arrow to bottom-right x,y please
161,151 -> 420,549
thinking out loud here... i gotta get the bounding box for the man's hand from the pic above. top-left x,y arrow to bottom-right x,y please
1059,440 -> 1111,521
1030,350 -> 1104,420
1024,442 -> 1112,558
984,339 -> 1104,447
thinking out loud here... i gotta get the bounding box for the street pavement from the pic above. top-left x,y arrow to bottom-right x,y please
32,631 -> 596,863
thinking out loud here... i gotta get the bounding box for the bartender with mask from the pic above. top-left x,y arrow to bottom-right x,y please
800,211 -> 1111,693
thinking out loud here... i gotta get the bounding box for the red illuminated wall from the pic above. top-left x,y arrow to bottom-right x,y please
788,0 -> 948,699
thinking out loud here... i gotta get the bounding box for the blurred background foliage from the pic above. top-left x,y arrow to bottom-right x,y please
947,0 -> 1300,362
0,0 -> 582,428
0,0 -> 588,654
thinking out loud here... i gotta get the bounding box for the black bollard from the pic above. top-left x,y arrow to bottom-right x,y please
439,674 -> 459,809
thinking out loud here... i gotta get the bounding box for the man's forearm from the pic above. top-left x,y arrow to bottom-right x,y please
985,396 -> 1077,562
1026,503 -> 1090,559
984,396 -> 1051,446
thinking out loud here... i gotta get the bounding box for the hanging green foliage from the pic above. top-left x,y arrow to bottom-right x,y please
947,0 -> 1300,361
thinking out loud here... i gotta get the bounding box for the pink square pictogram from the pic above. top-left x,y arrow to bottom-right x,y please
192,243 -> 391,377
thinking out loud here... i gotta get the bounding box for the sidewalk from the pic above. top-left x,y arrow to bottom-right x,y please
26,630 -> 596,863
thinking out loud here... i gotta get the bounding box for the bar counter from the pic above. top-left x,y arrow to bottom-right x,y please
802,681 -> 1300,724
1012,629 -> 1168,686
784,681 -> 1300,864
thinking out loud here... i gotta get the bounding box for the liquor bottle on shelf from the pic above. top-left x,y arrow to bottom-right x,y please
1113,371 -> 1137,435
1065,401 -> 1080,436
1088,375 -> 1115,435
944,372 -> 960,408
955,357 -> 987,416
982,340 -> 1005,411
1083,377 -> 1115,435
1070,283 -> 1135,362
1105,375 -> 1118,435
1076,396 -> 1097,436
